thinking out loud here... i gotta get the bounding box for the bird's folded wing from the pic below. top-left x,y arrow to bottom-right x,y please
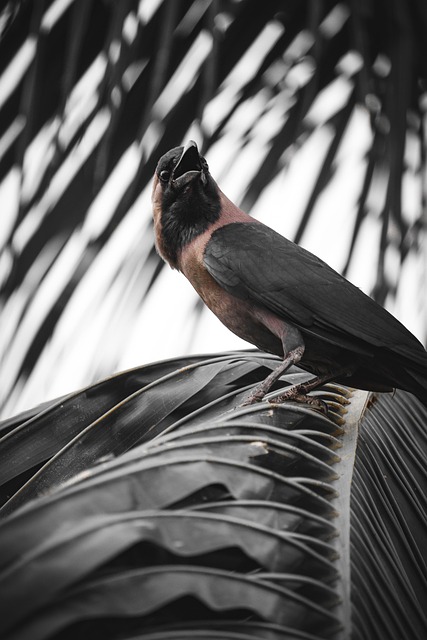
203,222 -> 426,364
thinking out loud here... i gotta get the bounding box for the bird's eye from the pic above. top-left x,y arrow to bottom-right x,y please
159,170 -> 170,182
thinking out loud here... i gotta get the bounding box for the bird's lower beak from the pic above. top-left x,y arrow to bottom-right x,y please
172,140 -> 204,187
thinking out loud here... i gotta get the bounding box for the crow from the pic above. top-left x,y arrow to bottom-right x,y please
152,140 -> 427,408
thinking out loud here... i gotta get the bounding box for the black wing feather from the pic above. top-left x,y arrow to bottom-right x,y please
204,222 -> 427,366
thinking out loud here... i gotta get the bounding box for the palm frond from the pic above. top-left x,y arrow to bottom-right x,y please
0,352 -> 426,638
351,390 -> 427,639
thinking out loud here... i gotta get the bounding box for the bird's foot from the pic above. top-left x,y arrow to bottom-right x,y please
240,387 -> 327,414
270,387 -> 328,415
239,347 -> 305,407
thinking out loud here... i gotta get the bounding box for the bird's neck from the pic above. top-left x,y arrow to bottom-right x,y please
157,187 -> 220,268
216,190 -> 252,225
176,190 -> 257,274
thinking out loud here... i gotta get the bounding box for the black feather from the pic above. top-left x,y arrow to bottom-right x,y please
203,222 -> 427,403
156,146 -> 221,266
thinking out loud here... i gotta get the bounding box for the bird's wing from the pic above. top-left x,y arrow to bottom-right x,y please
203,222 -> 426,363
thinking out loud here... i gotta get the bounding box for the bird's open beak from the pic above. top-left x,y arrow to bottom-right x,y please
172,140 -> 206,187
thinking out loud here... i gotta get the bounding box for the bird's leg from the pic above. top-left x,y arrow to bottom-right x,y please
241,324 -> 305,406
271,366 -> 354,412
241,346 -> 305,406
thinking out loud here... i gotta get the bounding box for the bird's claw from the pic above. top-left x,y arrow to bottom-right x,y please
270,391 -> 328,415
240,386 -> 328,415
301,395 -> 328,415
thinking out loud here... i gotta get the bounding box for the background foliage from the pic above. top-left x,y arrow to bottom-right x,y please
1,0 -> 426,418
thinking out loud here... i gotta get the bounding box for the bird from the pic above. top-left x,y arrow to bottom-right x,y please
152,140 -> 427,409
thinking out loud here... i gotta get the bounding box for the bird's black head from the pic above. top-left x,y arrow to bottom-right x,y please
152,140 -> 221,267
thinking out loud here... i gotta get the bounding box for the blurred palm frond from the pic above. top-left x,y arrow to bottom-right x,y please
0,0 -> 426,416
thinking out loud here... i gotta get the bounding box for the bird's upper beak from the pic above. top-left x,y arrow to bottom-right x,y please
172,140 -> 206,188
